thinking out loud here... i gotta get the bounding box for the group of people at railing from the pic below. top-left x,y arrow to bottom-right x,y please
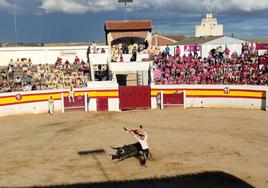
0,57 -> 91,93
111,39 -> 149,62
153,45 -> 268,85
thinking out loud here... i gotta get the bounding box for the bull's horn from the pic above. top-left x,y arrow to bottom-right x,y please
111,146 -> 119,150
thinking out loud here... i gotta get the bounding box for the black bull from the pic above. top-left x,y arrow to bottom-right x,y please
111,142 -> 143,161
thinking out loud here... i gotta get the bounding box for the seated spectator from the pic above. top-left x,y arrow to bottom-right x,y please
9,59 -> 14,66
15,58 -> 21,68
15,76 -> 22,87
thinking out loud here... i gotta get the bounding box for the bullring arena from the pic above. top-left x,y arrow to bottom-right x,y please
0,108 -> 268,187
1,19 -> 268,188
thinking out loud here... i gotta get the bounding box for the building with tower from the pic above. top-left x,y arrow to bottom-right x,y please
195,13 -> 223,37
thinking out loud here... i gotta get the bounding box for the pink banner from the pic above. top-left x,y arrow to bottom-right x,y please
184,45 -> 201,52
256,43 -> 268,50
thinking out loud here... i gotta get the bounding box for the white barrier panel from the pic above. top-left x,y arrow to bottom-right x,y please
108,98 -> 120,111
88,99 -> 97,111
121,54 -> 149,62
0,100 -> 62,117
151,97 -> 157,109
110,62 -> 151,72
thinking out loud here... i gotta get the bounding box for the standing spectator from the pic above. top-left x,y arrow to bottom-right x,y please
92,41 -> 97,54
144,40 -> 149,50
7,65 -> 14,80
130,46 -> 137,62
176,46 -> 181,57
165,45 -> 170,57
48,96 -> 54,115
224,46 -> 230,59
193,44 -> 198,58
68,86 -> 75,103
218,46 -> 224,60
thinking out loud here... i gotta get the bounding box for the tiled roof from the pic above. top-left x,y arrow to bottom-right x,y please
163,35 -> 185,42
111,32 -> 148,41
245,38 -> 268,43
152,34 -> 178,46
176,36 -> 221,45
105,20 -> 152,31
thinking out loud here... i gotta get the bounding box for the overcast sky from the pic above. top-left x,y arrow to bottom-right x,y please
0,0 -> 267,43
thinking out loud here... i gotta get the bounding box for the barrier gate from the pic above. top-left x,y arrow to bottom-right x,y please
119,86 -> 151,110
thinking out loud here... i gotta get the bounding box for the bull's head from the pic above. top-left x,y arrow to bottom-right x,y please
111,147 -> 125,160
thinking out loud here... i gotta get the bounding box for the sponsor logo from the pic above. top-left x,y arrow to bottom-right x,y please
15,94 -> 22,101
224,87 -> 230,94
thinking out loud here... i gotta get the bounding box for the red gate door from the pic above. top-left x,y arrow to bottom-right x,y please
97,98 -> 108,111
64,95 -> 85,111
119,86 -> 151,110
163,93 -> 184,105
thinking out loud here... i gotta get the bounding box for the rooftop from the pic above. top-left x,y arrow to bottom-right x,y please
105,20 -> 152,31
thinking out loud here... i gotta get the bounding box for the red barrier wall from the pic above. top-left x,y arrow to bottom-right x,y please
119,86 -> 151,110
64,96 -> 85,111
163,93 -> 184,105
97,98 -> 108,111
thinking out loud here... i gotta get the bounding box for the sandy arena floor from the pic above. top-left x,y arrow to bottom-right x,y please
0,108 -> 267,188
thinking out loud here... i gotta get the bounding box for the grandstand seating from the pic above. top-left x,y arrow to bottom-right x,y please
153,48 -> 268,85
0,57 -> 90,93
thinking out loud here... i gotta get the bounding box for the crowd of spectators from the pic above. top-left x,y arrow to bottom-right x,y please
111,39 -> 149,62
153,45 -> 268,85
1,43 -> 268,93
0,57 -> 91,93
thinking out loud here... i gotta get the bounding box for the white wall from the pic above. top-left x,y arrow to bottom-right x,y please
152,84 -> 267,110
0,46 -> 109,66
89,54 -> 109,65
185,98 -> 262,109
0,100 -> 62,117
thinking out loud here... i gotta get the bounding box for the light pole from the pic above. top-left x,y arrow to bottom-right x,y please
13,3 -> 18,46
118,0 -> 133,20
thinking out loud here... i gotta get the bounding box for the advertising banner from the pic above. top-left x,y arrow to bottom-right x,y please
184,45 -> 201,52
256,43 -> 268,50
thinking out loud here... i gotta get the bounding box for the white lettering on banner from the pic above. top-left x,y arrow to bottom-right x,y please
184,45 -> 201,52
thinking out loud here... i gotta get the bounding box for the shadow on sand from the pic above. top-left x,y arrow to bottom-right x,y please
16,171 -> 254,188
